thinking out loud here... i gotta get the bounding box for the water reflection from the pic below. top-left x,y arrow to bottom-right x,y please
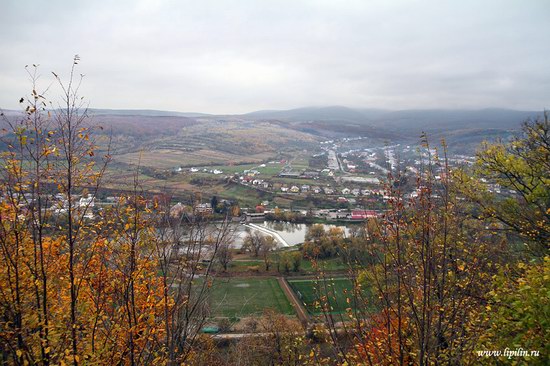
232,221 -> 351,248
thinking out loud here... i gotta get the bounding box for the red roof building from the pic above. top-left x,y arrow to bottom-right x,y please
351,210 -> 377,220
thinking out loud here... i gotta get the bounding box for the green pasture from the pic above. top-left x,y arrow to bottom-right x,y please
218,183 -> 270,207
287,277 -> 369,315
207,277 -> 294,318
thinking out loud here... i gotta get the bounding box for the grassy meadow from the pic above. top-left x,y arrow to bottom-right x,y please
207,277 -> 294,318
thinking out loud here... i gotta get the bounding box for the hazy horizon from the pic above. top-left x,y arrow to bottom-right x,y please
1,105 -> 543,118
1,0 -> 549,114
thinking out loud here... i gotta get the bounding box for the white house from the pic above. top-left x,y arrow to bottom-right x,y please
79,194 -> 95,208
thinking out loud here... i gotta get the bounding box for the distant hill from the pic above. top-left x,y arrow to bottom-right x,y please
87,108 -> 210,118
6,106 -> 538,134
0,109 -> 199,137
1,108 -> 209,118
244,106 -> 376,122
244,106 -> 540,133
91,115 -> 198,136
241,106 -> 544,151
4,106 -> 542,150
366,108 -> 540,134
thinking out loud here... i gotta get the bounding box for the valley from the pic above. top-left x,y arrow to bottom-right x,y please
89,106 -> 534,214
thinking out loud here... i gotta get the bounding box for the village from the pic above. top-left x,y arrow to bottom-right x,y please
8,133 -> 515,232
170,136 -> 498,220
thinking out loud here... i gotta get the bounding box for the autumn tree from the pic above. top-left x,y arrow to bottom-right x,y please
473,257 -> 550,365
458,114 -> 550,365
316,140 -> 503,365
242,230 -> 265,257
0,64 -> 58,365
260,236 -> 276,271
50,55 -> 114,365
302,226 -> 344,259
458,112 -> 549,255
279,252 -> 301,273
0,58 -> 111,365
0,59 -> 223,366
228,310 -> 313,366
216,241 -> 233,272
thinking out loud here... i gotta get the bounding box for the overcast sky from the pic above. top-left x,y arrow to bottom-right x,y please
1,0 -> 549,114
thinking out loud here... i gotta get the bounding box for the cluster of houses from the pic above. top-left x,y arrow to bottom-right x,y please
177,143 -> 491,217
279,185 -> 385,198
226,163 -> 385,199
240,176 -> 271,189
481,180 -> 517,195
187,167 -> 224,175
245,206 -> 382,222
280,184 -> 324,193
2,192 -> 101,220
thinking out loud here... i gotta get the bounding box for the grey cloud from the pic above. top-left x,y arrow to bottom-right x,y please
1,0 -> 549,113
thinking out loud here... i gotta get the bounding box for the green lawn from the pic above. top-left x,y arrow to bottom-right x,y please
208,277 -> 294,318
288,278 -> 369,315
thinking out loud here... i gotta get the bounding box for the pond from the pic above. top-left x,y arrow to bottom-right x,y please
232,221 -> 353,248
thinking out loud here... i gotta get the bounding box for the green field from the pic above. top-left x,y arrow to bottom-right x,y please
208,277 -> 294,317
288,278 -> 366,315
218,183 -> 271,207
